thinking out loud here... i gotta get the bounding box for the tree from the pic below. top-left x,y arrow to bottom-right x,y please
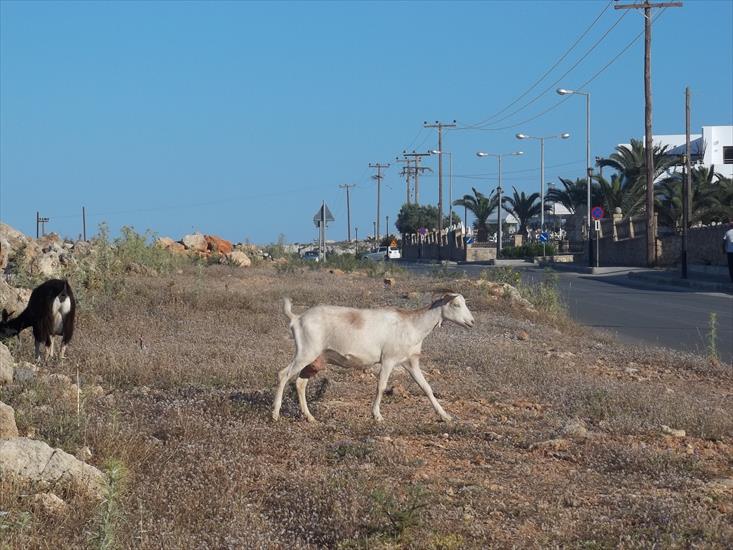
395,203 -> 459,235
452,187 -> 498,241
594,173 -> 645,218
545,177 -> 601,215
656,167 -> 732,229
502,187 -> 541,235
595,138 -> 681,209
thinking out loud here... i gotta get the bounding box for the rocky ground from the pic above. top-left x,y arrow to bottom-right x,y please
0,228 -> 731,548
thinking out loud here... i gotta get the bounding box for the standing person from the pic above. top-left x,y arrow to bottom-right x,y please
724,225 -> 733,282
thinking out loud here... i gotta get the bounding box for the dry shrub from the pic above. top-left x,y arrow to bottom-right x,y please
0,263 -> 730,548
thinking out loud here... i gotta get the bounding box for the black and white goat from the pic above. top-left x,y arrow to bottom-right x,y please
0,279 -> 76,361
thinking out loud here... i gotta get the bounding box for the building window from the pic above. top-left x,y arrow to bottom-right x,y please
724,146 -> 733,164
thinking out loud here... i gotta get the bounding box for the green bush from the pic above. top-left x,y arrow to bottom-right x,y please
500,242 -> 556,258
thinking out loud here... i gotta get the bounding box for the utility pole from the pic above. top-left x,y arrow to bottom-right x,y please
338,184 -> 356,241
682,86 -> 691,279
36,212 -> 49,238
369,162 -> 389,242
82,206 -> 87,241
402,150 -> 431,204
395,157 -> 411,204
424,121 -> 456,237
386,215 -> 390,239
355,227 -> 359,255
615,1 -> 683,266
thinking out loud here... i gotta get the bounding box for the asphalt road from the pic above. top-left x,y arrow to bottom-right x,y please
402,262 -> 733,364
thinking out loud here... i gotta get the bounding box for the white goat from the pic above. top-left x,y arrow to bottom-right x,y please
272,293 -> 475,423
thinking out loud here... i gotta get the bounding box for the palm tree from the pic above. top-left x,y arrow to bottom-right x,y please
502,187 -> 541,235
594,173 -> 645,218
596,138 -> 681,204
656,167 -> 732,229
545,177 -> 601,215
452,187 -> 498,241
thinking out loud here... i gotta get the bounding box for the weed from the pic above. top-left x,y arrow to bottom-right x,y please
707,312 -> 718,360
371,485 -> 429,541
479,266 -> 521,287
91,459 -> 127,550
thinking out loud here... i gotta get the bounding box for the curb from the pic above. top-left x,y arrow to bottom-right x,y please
628,271 -> 733,294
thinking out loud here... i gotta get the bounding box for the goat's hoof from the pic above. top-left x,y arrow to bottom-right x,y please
373,415 -> 384,422
440,415 -> 453,423
271,413 -> 280,422
305,416 -> 317,424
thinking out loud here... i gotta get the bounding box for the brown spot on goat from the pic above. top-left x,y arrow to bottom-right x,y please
299,355 -> 327,379
344,310 -> 364,328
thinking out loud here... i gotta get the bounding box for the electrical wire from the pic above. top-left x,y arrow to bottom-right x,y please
459,8 -> 666,133
461,0 -> 614,129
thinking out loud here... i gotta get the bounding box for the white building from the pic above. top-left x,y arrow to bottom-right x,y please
655,125 -> 732,179
619,125 -> 733,180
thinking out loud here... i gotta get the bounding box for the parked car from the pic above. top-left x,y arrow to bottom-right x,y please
302,250 -> 320,262
364,246 -> 401,261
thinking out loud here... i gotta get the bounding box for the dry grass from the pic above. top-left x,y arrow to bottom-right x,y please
1,263 -> 732,548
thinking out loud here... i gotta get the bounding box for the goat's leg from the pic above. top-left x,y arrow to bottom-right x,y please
272,358 -> 311,421
407,356 -> 452,422
59,340 -> 67,360
34,340 -> 42,363
372,361 -> 395,422
295,377 -> 316,423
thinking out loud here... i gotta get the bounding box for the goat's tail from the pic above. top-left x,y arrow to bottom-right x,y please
283,297 -> 297,322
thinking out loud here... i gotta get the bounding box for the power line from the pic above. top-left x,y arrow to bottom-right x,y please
462,0 -> 614,129
458,9 -> 666,133
463,9 -> 629,130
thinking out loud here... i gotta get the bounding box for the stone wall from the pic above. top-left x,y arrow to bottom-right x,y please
402,226 -> 496,262
593,223 -> 730,267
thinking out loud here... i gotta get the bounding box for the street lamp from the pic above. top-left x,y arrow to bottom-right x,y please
557,87 -> 592,266
475,150 -> 523,257
515,132 -> 570,234
430,150 -> 453,229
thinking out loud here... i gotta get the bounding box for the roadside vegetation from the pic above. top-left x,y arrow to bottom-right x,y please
0,235 -> 731,548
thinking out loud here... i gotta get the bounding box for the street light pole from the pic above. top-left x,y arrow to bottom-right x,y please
476,150 -> 524,257
516,132 -> 570,233
557,88 -> 592,265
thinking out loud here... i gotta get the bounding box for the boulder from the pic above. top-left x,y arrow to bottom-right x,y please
31,492 -> 69,516
181,233 -> 208,253
228,250 -> 251,267
0,222 -> 30,270
13,362 -> 38,383
0,437 -> 105,497
0,278 -> 31,314
0,342 -> 14,386
205,235 -> 233,255
473,280 -> 535,311
0,401 -> 18,438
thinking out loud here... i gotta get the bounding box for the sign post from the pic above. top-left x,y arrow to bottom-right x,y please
591,206 -> 604,268
313,203 -> 335,261
538,231 -> 549,259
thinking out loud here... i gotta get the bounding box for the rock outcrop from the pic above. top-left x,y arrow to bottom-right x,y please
205,235 -> 233,255
0,401 -> 18,438
228,250 -> 251,267
0,437 -> 105,497
0,342 -> 14,386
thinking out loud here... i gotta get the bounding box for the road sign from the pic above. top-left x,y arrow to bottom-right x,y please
591,206 -> 605,220
313,204 -> 335,227
539,232 -> 549,243
418,227 -> 428,236
390,239 -> 398,248
594,219 -> 601,231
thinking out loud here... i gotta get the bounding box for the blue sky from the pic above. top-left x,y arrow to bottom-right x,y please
1,0 -> 731,244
